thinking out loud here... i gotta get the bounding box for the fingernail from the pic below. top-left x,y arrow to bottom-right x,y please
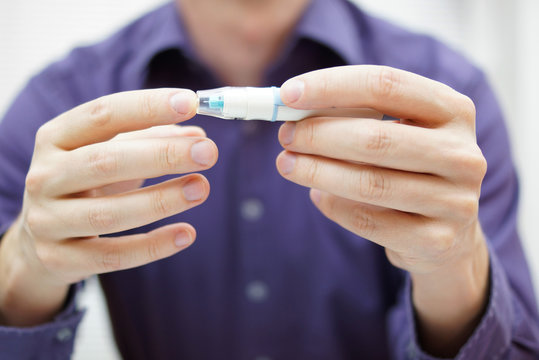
281,79 -> 304,103
280,122 -> 296,145
183,179 -> 205,201
170,91 -> 195,115
310,188 -> 321,205
174,231 -> 192,247
191,140 -> 214,166
278,152 -> 297,175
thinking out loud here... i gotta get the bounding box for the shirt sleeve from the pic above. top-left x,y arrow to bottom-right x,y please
0,70 -> 88,359
0,284 -> 85,360
386,70 -> 539,359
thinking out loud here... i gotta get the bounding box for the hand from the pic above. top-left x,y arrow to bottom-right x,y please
0,89 -> 218,326
276,66 -> 489,356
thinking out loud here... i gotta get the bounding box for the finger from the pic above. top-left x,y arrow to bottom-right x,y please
276,151 -> 457,216
46,174 -> 209,238
112,125 -> 207,141
280,65 -> 475,127
48,137 -> 218,195
309,189 -> 438,256
172,125 -> 207,138
61,223 -> 196,278
91,179 -> 145,197
278,117 -> 473,176
42,88 -> 198,150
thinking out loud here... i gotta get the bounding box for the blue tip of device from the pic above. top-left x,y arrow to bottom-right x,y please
209,97 -> 224,109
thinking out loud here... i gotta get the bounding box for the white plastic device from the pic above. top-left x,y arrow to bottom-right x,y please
196,86 -> 383,122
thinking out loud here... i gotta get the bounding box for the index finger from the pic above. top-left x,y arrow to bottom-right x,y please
43,88 -> 197,150
280,65 -> 475,126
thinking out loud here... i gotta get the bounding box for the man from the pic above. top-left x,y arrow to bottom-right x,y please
0,0 -> 538,358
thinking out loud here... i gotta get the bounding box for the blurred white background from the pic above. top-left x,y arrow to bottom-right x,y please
0,1 -> 537,359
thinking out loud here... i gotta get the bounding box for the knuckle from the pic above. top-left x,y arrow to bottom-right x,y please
87,146 -> 119,178
139,92 -> 159,122
429,225 -> 457,259
364,126 -> 392,157
350,204 -> 376,238
34,242 -> 57,269
25,208 -> 45,237
384,249 -> 405,269
151,188 -> 174,217
157,141 -> 180,169
35,123 -> 52,148
370,66 -> 400,99
456,94 -> 476,121
100,245 -> 124,271
358,169 -> 387,201
470,147 -> 488,180
446,143 -> 487,182
25,168 -> 47,195
87,204 -> 118,232
317,75 -> 332,102
35,243 -> 69,276
455,193 -> 480,221
146,237 -> 162,262
385,248 -> 422,270
305,159 -> 321,186
87,97 -> 113,128
304,121 -> 317,150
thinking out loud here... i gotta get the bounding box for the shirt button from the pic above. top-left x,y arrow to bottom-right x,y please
55,327 -> 73,342
246,281 -> 269,302
240,198 -> 264,221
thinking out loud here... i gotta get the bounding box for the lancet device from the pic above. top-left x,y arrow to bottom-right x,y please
196,86 -> 311,121
196,86 -> 384,122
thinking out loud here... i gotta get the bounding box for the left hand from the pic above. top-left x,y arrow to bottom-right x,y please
275,65 -> 490,356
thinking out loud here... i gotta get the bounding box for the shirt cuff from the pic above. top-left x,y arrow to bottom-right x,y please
0,282 -> 85,360
401,245 -> 512,360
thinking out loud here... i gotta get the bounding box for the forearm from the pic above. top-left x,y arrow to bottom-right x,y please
0,219 -> 69,327
410,224 -> 490,357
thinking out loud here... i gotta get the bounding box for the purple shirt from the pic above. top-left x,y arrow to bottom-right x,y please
1,1 -> 538,359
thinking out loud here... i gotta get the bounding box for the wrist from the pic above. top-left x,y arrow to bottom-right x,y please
410,223 -> 490,356
0,218 -> 69,327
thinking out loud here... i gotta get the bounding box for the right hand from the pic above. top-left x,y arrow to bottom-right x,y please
0,89 -> 218,326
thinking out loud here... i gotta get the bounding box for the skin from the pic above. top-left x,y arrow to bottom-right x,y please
0,89 -> 218,326
0,0 -> 489,357
179,0 -> 311,85
276,68 -> 489,356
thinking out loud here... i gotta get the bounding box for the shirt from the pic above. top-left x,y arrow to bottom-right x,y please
1,0 -> 539,359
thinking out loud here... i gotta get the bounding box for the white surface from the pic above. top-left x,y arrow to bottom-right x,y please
0,1 -> 538,359
0,0 -> 167,118
75,277 -> 120,360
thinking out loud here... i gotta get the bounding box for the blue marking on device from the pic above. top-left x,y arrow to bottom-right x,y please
271,86 -> 284,122
209,96 -> 224,109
